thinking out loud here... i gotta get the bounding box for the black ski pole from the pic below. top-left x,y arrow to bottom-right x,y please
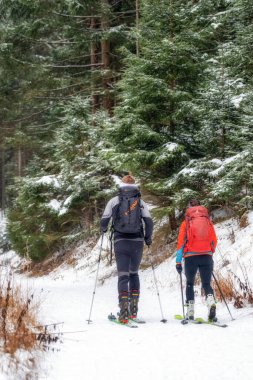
87,233 -> 104,324
148,247 -> 167,323
212,272 -> 234,321
179,272 -> 185,319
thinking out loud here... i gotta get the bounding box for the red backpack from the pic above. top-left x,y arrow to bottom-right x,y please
184,206 -> 214,252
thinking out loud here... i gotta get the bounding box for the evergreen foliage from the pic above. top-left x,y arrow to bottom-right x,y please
1,0 -> 253,260
7,98 -> 115,260
108,0 -> 253,215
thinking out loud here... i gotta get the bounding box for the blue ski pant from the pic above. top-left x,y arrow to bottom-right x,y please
184,255 -> 214,302
114,239 -> 143,296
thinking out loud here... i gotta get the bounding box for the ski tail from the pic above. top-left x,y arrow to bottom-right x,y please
175,314 -> 228,328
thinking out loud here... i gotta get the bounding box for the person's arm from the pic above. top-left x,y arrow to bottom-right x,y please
210,222 -> 217,252
176,220 -> 186,264
141,200 -> 153,245
100,197 -> 117,233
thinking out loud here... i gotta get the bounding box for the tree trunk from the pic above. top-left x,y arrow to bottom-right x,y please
169,79 -> 176,135
136,0 -> 140,57
14,147 -> 23,177
90,17 -> 100,113
169,209 -> 177,231
18,147 -> 22,177
0,149 -> 5,210
220,45 -> 226,158
101,0 -> 112,114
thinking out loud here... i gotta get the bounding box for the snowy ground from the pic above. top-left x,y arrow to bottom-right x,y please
1,212 -> 253,380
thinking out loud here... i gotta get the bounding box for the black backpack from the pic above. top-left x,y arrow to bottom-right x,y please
112,188 -> 142,234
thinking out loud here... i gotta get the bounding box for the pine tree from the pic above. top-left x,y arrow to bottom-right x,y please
3,0 -> 136,259
110,0 -> 229,178
0,0 -> 135,207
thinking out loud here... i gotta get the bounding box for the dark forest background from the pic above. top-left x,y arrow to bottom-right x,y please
0,0 -> 252,260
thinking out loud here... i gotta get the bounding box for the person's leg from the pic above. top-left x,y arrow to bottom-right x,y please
184,257 -> 198,319
114,240 -> 131,321
129,241 -> 143,317
198,255 -> 216,320
184,257 -> 198,302
129,241 -> 143,290
198,255 -> 214,296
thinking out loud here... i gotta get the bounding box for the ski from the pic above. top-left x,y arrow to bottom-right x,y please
174,315 -> 202,325
195,317 -> 228,328
174,314 -> 228,328
108,314 -> 138,328
129,317 -> 146,324
115,311 -> 146,324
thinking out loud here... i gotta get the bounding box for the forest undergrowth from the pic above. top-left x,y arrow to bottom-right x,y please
0,270 -> 61,379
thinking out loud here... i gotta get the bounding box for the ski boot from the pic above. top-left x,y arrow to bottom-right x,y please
129,290 -> 139,319
185,300 -> 195,320
206,294 -> 217,322
118,292 -> 129,323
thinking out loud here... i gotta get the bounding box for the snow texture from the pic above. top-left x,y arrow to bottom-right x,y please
231,94 -> 246,108
209,153 -> 247,178
35,176 -> 61,188
162,142 -> 179,152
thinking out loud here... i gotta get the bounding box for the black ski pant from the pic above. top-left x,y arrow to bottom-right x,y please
114,239 -> 143,296
184,255 -> 214,302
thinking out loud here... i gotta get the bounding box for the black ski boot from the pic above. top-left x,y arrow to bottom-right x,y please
129,290 -> 139,318
118,292 -> 129,323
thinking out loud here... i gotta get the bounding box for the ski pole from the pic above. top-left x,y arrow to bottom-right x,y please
179,272 -> 186,319
148,247 -> 167,323
87,233 -> 104,324
212,272 -> 234,321
217,245 -> 226,263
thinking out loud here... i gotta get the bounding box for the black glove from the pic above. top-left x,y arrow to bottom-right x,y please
145,238 -> 152,246
101,228 -> 107,234
176,263 -> 182,274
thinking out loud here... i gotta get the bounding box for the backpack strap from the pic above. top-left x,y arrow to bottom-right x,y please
184,217 -> 189,246
109,197 -> 121,265
109,227 -> 114,266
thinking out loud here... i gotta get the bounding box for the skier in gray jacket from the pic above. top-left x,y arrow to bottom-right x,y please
101,174 -> 153,323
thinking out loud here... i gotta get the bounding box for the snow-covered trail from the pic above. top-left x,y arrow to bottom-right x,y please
33,266 -> 253,380
2,211 -> 253,380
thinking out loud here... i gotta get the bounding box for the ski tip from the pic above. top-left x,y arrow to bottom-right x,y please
213,323 -> 228,328
129,318 -> 146,324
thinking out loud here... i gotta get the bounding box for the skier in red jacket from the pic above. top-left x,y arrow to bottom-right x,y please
175,199 -> 217,321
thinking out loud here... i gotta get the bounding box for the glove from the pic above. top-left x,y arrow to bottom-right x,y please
176,263 -> 182,274
101,228 -> 107,234
145,238 -> 152,246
